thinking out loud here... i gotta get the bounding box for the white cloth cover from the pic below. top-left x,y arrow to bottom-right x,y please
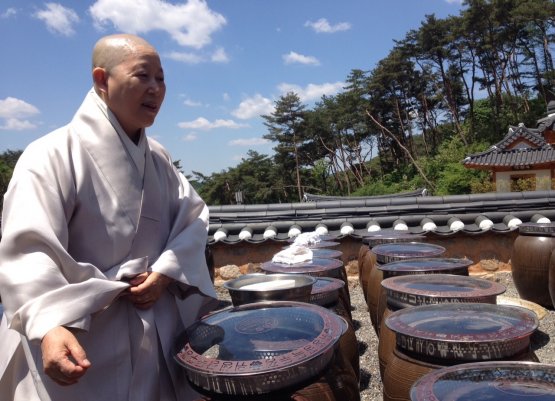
272,245 -> 313,264
0,89 -> 217,401
292,231 -> 322,246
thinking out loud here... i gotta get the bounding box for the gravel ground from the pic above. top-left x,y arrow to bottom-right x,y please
215,271 -> 555,400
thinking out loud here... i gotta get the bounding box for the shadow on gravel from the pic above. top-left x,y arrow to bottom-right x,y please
357,340 -> 368,356
531,329 -> 551,350
359,368 -> 371,390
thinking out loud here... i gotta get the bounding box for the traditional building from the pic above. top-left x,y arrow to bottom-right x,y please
463,102 -> 555,192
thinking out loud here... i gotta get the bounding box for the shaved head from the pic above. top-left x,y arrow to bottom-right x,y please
91,33 -> 165,140
92,34 -> 157,73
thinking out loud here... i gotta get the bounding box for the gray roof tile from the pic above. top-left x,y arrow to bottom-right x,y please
208,190 -> 555,244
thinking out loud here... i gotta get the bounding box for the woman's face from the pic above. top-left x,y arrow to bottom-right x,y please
103,46 -> 166,139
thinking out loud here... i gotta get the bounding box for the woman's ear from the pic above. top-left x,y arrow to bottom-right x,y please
92,67 -> 108,95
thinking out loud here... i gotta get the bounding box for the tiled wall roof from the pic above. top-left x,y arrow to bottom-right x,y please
463,124 -> 555,168
462,147 -> 555,168
208,190 -> 555,244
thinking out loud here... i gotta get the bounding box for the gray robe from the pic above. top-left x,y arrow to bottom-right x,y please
0,89 -> 217,401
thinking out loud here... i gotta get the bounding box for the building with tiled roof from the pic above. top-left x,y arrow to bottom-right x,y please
463,104 -> 555,192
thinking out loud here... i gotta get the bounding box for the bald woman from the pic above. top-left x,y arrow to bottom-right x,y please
0,34 -> 217,401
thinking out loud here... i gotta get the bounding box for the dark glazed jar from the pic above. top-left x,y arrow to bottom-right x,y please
382,303 -> 539,401
367,242 -> 446,334
359,232 -> 424,301
377,274 -> 506,380
177,301 -> 360,401
410,361 -> 555,401
261,257 -> 351,307
511,222 -> 555,308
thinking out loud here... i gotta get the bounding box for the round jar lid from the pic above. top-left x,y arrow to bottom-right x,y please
382,274 -> 506,309
362,231 -> 424,247
411,361 -> 555,401
372,242 -> 445,264
261,257 -> 343,275
377,258 -> 472,277
309,277 -> 345,306
385,303 -> 538,361
311,248 -> 343,259
518,222 -> 555,236
175,301 -> 346,395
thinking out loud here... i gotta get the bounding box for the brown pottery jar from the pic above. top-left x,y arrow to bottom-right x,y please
366,242 -> 446,335
381,303 -> 539,401
511,222 -> 555,308
359,232 -> 424,301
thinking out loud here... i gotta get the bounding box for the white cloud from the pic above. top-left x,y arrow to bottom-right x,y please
89,0 -> 226,49
166,47 -> 229,64
34,3 -> 79,37
0,118 -> 38,131
231,94 -> 274,120
1,8 -> 17,18
283,51 -> 320,66
0,97 -> 40,130
211,47 -> 229,63
445,0 -> 463,3
277,82 -> 344,102
228,137 -> 270,146
182,133 -> 198,141
222,93 -> 230,101
0,97 -> 40,119
183,98 -> 202,107
166,51 -> 204,64
304,18 -> 351,33
178,117 -> 247,130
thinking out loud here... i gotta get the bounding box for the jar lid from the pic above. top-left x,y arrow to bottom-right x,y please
377,258 -> 472,277
175,301 -> 346,395
411,361 -> 555,401
311,248 -> 343,259
372,242 -> 445,264
518,222 -> 555,236
382,274 -> 506,309
362,231 -> 424,247
309,277 -> 345,306
385,303 -> 538,361
261,257 -> 343,275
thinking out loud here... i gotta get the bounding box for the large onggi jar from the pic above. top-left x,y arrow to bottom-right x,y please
367,242 -> 446,335
261,257 -> 350,309
377,274 -> 506,380
511,222 -> 555,308
176,301 -> 360,401
410,361 -> 555,401
359,232 -> 424,301
382,303 -> 539,401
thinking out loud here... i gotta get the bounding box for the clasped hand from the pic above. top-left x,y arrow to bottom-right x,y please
125,271 -> 173,310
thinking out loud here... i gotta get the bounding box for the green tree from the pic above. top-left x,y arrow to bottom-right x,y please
262,93 -> 308,201
0,149 -> 23,212
195,151 -> 285,205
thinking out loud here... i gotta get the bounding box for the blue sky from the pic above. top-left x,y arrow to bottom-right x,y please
0,0 -> 463,176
